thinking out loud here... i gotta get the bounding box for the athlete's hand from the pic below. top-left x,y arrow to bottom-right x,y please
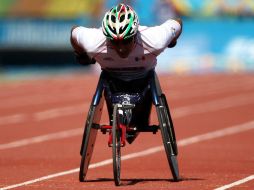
168,40 -> 177,48
74,51 -> 96,66
168,18 -> 182,48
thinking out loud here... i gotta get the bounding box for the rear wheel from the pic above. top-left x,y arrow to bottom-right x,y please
157,95 -> 180,181
79,106 -> 98,182
161,94 -> 178,155
112,104 -> 121,186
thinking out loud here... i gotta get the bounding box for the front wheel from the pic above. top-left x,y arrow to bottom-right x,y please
157,95 -> 180,181
112,104 -> 121,186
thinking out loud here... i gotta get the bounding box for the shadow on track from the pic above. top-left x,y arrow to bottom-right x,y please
83,177 -> 204,185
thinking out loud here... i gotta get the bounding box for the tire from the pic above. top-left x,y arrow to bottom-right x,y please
161,94 -> 178,155
112,104 -> 121,186
157,95 -> 180,181
79,106 -> 98,182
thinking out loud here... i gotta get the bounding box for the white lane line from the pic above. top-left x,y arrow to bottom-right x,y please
0,168 -> 80,190
0,128 -> 83,150
2,75 -> 252,106
214,175 -> 254,190
177,120 -> 254,146
173,92 -> 254,118
1,92 -> 254,126
168,78 -> 254,100
0,103 -> 88,126
34,104 -> 88,121
1,93 -> 254,150
0,114 -> 27,126
1,120 -> 254,190
0,89 -> 86,109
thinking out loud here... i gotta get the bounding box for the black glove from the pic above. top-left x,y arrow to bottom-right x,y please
74,51 -> 96,65
168,40 -> 177,48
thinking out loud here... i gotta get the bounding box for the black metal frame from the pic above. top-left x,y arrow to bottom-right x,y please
79,69 -> 179,183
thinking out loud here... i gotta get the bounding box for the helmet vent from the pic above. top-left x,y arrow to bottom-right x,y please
111,15 -> 116,23
119,24 -> 128,34
117,4 -> 121,11
120,15 -> 125,22
102,4 -> 139,39
108,25 -> 116,34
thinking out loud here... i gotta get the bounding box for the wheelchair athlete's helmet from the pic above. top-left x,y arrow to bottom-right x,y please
102,4 -> 139,40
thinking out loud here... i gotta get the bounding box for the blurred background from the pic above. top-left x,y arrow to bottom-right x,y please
0,0 -> 254,76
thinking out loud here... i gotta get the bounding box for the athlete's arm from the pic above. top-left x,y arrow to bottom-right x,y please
70,26 -> 96,65
141,18 -> 182,50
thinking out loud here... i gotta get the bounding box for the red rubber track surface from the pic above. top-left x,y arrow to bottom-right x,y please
0,72 -> 254,190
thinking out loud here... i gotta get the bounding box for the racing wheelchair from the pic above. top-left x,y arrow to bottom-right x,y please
79,70 -> 179,186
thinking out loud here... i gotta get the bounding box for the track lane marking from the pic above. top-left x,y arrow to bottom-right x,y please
34,104 -> 88,121
0,128 -> 83,150
173,92 -> 254,118
1,120 -> 254,190
0,115 -> 27,126
168,78 -> 254,100
0,103 -> 88,126
1,93 -> 254,150
214,175 -> 254,190
0,89 -> 86,109
1,75 -> 253,107
1,92 -> 254,126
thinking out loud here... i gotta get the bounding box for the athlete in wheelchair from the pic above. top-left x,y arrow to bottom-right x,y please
70,4 -> 182,186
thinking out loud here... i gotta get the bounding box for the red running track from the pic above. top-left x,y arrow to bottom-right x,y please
0,72 -> 254,190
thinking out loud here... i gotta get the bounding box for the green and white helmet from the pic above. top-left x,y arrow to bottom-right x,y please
102,4 -> 139,40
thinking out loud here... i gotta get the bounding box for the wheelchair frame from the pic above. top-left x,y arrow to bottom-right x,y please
79,70 -> 180,185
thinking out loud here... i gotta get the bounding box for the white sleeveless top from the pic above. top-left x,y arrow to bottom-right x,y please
72,19 -> 181,81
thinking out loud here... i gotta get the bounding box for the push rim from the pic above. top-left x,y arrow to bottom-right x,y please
112,104 -> 121,186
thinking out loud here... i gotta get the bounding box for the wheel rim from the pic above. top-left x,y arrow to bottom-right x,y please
161,94 -> 178,155
158,97 -> 180,181
112,105 -> 121,186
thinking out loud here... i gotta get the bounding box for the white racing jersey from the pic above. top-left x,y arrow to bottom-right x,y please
72,19 -> 181,81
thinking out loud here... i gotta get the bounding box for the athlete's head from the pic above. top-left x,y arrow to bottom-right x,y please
102,4 -> 139,58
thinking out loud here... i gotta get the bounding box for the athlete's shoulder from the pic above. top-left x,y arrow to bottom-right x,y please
72,26 -> 106,52
137,19 -> 182,50
137,24 -> 167,50
72,26 -> 103,38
